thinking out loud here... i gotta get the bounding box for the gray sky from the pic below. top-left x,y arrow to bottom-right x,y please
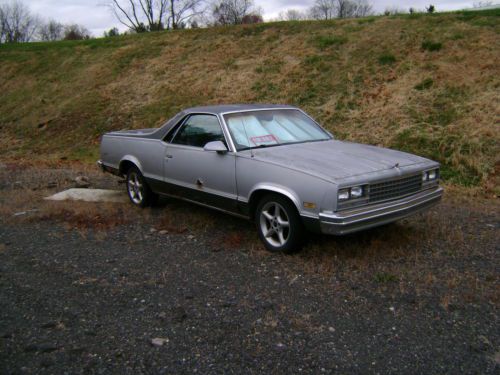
15,0 -> 482,36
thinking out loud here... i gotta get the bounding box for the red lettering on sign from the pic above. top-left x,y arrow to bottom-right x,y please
250,134 -> 278,145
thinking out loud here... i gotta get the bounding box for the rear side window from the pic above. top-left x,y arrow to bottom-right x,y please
171,115 -> 225,148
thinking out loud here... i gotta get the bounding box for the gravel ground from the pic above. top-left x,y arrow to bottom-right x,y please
0,164 -> 499,374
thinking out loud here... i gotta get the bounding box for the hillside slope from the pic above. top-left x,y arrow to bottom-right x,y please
0,9 -> 498,190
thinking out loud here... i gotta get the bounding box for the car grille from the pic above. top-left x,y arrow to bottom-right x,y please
369,174 -> 422,203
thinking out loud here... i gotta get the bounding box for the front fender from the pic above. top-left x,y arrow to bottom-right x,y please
248,183 -> 302,214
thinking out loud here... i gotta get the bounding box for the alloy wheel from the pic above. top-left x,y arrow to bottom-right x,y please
259,201 -> 290,247
127,171 -> 144,205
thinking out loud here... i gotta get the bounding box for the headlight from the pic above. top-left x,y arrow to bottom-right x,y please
338,185 -> 365,201
338,188 -> 350,201
422,169 -> 439,182
350,186 -> 364,198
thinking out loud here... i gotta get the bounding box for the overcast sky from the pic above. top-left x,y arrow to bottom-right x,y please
16,0 -> 483,36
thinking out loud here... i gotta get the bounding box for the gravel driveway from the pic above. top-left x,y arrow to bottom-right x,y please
0,164 -> 498,374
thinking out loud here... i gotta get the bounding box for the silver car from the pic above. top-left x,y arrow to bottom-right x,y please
98,104 -> 443,252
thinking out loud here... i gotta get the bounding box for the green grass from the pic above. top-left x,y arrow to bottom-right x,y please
456,7 -> 500,22
378,53 -> 397,65
313,35 -> 348,50
357,17 -> 376,24
421,40 -> 443,51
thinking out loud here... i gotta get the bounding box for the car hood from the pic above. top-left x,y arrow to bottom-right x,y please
250,140 -> 430,181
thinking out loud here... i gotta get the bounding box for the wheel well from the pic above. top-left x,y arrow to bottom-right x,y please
248,189 -> 299,219
119,160 -> 137,176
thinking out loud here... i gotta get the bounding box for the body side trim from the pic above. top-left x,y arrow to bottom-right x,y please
145,177 -> 242,215
158,194 -> 248,220
161,176 -> 238,200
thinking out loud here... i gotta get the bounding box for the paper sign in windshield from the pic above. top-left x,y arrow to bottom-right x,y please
250,134 -> 278,146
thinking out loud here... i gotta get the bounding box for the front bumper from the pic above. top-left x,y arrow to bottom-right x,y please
319,186 -> 443,235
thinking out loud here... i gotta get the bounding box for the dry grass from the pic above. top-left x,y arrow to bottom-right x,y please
0,10 -> 499,192
1,162 -> 498,309
33,202 -> 130,231
0,187 -> 130,231
0,162 -> 250,239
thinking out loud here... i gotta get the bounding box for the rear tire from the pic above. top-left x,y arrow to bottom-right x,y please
126,166 -> 157,207
255,194 -> 305,253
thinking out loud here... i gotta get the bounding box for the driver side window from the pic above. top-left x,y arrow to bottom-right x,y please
171,114 -> 225,148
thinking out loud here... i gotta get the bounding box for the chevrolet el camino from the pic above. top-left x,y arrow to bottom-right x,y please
98,104 -> 443,252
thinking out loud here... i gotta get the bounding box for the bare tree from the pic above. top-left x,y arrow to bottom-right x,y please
278,9 -> 306,21
109,0 -> 204,32
39,20 -> 64,41
352,0 -> 373,17
109,0 -> 166,32
189,17 -> 200,27
167,0 -> 206,29
336,0 -> 372,18
0,0 -> 39,43
212,0 -> 258,25
337,0 -> 353,18
0,7 -> 4,42
309,0 -> 337,20
309,0 -> 372,20
63,24 -> 91,40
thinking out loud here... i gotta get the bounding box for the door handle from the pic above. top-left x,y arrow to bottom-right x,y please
165,154 -> 173,159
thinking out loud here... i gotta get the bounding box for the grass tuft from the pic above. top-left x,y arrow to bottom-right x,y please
378,53 -> 397,65
313,35 -> 348,50
414,78 -> 434,91
421,40 -> 443,51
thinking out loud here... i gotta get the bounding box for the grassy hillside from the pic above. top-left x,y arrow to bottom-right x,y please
0,9 -> 498,191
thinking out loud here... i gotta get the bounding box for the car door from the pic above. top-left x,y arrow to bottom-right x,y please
163,114 -> 238,212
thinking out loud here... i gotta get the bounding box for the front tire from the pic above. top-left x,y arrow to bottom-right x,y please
126,166 -> 156,207
255,194 -> 305,253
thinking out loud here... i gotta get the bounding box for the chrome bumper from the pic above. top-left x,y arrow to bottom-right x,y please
319,187 -> 443,235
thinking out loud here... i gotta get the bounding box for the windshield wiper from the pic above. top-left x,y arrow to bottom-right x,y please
239,144 -> 276,151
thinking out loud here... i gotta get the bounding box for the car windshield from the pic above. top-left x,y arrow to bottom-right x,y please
223,109 -> 331,151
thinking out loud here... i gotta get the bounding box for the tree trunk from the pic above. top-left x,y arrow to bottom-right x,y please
170,0 -> 176,29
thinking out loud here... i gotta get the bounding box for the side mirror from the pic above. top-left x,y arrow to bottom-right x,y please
203,140 -> 228,154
